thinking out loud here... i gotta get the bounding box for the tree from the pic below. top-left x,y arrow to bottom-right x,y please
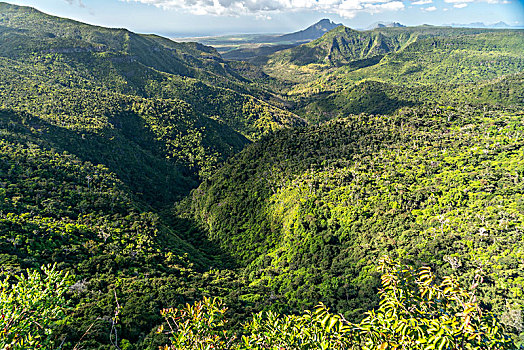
159,296 -> 234,350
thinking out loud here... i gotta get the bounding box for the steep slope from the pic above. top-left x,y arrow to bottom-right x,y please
293,72 -> 524,123
2,2 -> 524,347
223,24 -> 401,65
0,5 -> 303,347
266,26 -> 414,67
0,2 -> 305,142
323,30 -> 524,86
0,63 -> 251,203
263,26 -> 524,85
0,107 -> 251,348
185,105 -> 524,326
276,29 -> 524,123
0,2 -> 234,82
0,5 -> 258,348
265,25 -> 483,68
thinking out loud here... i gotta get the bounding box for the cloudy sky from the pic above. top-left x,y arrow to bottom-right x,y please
4,0 -> 524,36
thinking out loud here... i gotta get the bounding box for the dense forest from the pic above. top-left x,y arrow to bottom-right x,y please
0,2 -> 523,349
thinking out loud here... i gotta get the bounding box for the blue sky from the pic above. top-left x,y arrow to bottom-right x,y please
3,0 -> 523,36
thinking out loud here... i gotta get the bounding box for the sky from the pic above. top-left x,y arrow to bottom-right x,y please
3,0 -> 523,36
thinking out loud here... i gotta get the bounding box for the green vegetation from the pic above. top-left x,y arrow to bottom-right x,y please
0,265 -> 71,349
185,104 -> 524,344
0,1 -> 304,143
309,31 -> 524,88
261,26 -> 523,124
0,2 -> 523,348
160,257 -> 514,349
0,109 -> 214,347
264,26 -> 523,76
292,72 -> 524,123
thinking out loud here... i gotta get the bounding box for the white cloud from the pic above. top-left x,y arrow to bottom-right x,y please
422,5 -> 437,10
412,0 -> 432,4
442,0 -> 509,8
443,0 -> 509,5
123,0 -> 405,17
363,1 -> 405,13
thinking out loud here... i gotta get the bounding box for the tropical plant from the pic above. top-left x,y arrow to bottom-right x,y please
354,256 -> 513,349
161,257 -> 514,349
0,264 -> 71,349
159,296 -> 235,350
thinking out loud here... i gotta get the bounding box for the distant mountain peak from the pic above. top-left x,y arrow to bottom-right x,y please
276,18 -> 342,42
316,18 -> 334,24
311,18 -> 341,31
364,21 -> 406,30
315,19 -> 336,27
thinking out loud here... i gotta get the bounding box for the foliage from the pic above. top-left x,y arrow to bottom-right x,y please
292,71 -> 524,123
160,258 -> 514,349
159,297 -> 234,350
264,27 -> 524,87
0,264 -> 71,349
186,105 -> 524,341
0,107 -> 245,348
355,256 -> 513,349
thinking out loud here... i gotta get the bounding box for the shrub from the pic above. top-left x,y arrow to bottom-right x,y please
0,264 -> 71,349
160,257 -> 515,349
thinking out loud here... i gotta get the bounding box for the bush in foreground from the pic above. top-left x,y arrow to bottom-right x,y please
0,264 -> 71,349
161,257 -> 514,349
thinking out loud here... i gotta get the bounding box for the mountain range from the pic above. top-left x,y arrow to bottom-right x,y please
447,21 -> 523,29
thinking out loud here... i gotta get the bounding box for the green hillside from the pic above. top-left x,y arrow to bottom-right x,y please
0,107 -> 247,348
0,2 -> 237,82
185,104 -> 524,333
0,3 -> 304,348
0,65 -> 251,201
292,72 -> 524,123
0,2 -> 304,143
318,31 -> 524,86
262,26 -> 524,124
265,25 -> 521,69
262,26 -> 524,94
0,1 -> 308,200
266,26 -> 414,68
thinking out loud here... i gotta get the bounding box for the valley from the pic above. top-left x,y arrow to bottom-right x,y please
0,1 -> 523,349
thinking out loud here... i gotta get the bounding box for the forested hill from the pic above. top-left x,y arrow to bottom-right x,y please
0,3 -> 304,348
265,24 -> 523,68
185,103 -> 524,326
0,106 -> 252,348
0,1 -> 308,192
261,24 -> 524,124
0,2 -> 234,83
0,2 -> 305,142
